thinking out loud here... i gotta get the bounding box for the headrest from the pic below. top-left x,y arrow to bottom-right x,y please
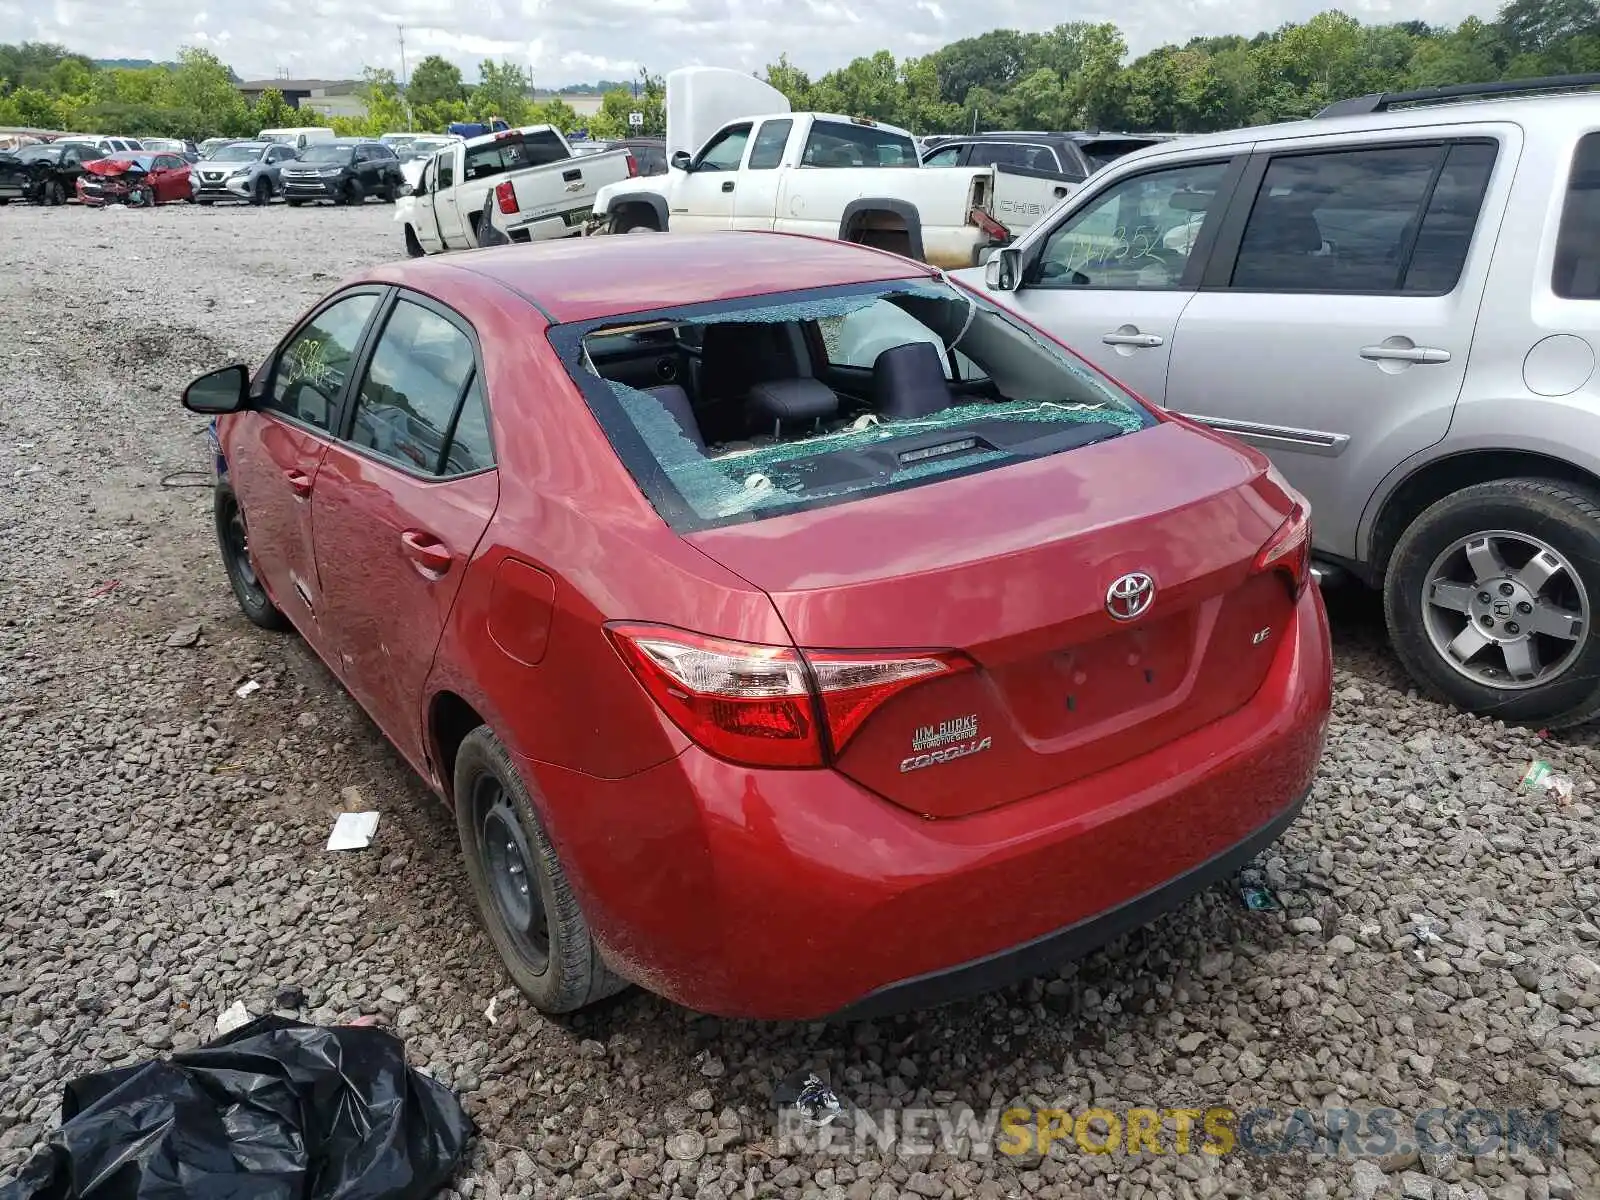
872,341 -> 951,420
746,378 -> 839,426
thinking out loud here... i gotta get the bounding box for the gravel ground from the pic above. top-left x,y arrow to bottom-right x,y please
2,201 -> 1600,1200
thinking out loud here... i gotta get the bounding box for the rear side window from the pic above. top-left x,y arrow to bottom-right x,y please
1554,133 -> 1600,299
968,143 -> 1037,168
349,299 -> 486,476
551,281 -> 1155,533
922,145 -> 964,166
748,120 -> 792,170
802,121 -> 917,168
1229,140 -> 1495,294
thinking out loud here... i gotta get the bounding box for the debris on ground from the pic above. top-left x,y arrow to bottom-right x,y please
1522,759 -> 1576,804
274,985 -> 306,1010
0,1015 -> 473,1200
214,1000 -> 251,1036
163,622 -> 201,649
773,1070 -> 843,1127
234,679 -> 260,699
327,811 -> 380,851
484,996 -> 498,1026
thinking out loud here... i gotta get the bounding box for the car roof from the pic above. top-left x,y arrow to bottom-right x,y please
372,232 -> 936,324
1106,89 -> 1600,169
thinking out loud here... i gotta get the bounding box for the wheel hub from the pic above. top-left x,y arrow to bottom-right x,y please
1421,529 -> 1589,691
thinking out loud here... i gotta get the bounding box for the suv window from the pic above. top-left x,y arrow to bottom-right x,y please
748,120 -> 792,170
1033,160 -> 1230,289
1554,133 -> 1600,300
268,145 -> 295,163
1230,141 -> 1495,294
696,125 -> 751,171
270,293 -> 380,431
350,300 -> 482,475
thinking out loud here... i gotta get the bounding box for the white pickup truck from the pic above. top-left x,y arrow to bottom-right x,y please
398,125 -> 634,256
589,70 -> 1078,269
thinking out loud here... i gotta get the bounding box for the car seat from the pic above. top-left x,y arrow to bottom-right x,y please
872,342 -> 953,420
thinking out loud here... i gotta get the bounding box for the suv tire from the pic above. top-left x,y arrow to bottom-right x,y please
1384,477 -> 1600,727
215,490 -> 291,632
252,177 -> 271,206
454,726 -> 628,1014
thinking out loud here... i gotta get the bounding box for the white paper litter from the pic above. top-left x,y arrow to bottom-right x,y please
235,679 -> 261,698
215,1000 -> 251,1036
327,811 -> 380,851
484,996 -> 498,1025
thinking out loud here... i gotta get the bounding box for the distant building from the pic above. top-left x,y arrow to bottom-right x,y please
533,91 -> 605,117
237,79 -> 367,119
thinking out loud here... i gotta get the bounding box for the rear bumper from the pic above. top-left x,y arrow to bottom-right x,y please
520,584 -> 1331,1020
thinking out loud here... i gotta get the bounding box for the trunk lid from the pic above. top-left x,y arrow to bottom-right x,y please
685,421 -> 1297,818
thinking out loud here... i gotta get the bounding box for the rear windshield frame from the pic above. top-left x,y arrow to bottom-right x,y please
548,279 -> 1156,534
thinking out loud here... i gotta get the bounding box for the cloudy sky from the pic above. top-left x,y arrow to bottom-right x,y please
0,0 -> 1505,87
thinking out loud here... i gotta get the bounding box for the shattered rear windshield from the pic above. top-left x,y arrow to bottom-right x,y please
548,279 -> 1156,533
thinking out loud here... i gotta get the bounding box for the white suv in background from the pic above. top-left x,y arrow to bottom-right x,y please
963,73 -> 1600,728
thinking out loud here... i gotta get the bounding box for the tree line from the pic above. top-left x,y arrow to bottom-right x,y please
0,0 -> 1593,145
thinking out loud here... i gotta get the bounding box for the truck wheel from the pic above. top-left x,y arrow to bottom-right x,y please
1384,477 -> 1600,728
611,212 -> 659,234
454,726 -> 629,1014
404,225 -> 425,258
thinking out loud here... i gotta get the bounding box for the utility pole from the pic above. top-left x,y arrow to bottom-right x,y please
396,25 -> 413,131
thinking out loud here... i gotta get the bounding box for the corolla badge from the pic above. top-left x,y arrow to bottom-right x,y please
901,713 -> 992,773
1106,572 -> 1155,621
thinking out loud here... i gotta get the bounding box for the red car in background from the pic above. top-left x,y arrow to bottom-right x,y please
77,153 -> 192,206
180,233 -> 1332,1020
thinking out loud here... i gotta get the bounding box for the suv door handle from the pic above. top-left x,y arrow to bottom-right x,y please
285,469 -> 313,498
400,530 -> 453,576
721,181 -> 735,193
1361,344 -> 1451,364
1102,332 -> 1163,348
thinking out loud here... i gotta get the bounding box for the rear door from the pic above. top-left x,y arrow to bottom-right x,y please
311,293 -> 499,770
731,118 -> 792,230
978,151 -> 1249,404
1165,131 -> 1506,558
226,289 -> 385,643
670,122 -> 750,232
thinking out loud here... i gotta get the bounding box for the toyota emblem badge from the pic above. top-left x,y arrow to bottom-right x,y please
1106,572 -> 1155,621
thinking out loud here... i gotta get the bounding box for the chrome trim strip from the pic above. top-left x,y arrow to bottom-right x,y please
1182,413 -> 1351,458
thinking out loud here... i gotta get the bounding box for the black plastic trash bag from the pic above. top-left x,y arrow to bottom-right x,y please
0,1014 -> 474,1200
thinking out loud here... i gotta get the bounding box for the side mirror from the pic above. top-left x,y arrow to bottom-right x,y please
985,246 -> 1022,292
183,364 -> 250,414
670,150 -> 693,172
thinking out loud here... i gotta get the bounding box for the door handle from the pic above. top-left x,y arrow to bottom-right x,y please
721,181 -> 735,193
1360,344 -> 1451,364
400,530 -> 453,576
1102,332 -> 1163,348
562,169 -> 582,182
285,469 -> 313,498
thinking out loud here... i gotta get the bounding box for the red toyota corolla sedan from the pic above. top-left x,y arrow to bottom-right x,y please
181,232 -> 1331,1020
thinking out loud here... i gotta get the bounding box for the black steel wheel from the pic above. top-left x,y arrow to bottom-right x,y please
215,489 -> 290,631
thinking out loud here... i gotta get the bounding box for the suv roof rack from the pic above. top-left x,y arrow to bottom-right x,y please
1317,72 -> 1600,117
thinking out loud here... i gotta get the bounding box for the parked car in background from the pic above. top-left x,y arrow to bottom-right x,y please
397,135 -> 463,191
0,145 -> 58,203
199,137 -> 235,158
398,126 -> 632,254
921,131 -> 1179,182
258,127 -> 336,151
280,139 -> 406,205
76,153 -> 193,206
53,134 -> 144,154
575,137 -> 667,175
967,74 -> 1600,727
28,142 -> 107,204
192,140 -> 299,205
179,231 -> 1330,1019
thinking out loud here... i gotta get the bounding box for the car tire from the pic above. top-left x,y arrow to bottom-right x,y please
1384,477 -> 1600,728
381,181 -> 398,203
342,179 -> 364,206
252,177 -> 271,206
404,225 -> 425,258
454,726 -> 629,1014
287,199 -> 306,207
46,180 -> 65,206
215,490 -> 291,632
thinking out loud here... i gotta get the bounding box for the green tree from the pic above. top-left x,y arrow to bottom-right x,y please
589,72 -> 665,138
251,88 -> 295,131
763,53 -> 814,108
471,59 -> 530,126
408,54 -> 466,108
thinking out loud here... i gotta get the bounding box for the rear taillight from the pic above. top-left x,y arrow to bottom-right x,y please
969,206 -> 1008,242
625,151 -> 638,178
1254,489 -> 1311,600
606,623 -> 969,768
495,180 -> 518,215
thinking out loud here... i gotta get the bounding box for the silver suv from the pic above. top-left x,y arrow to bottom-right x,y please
963,73 -> 1600,728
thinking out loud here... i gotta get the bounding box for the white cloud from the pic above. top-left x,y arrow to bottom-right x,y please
1,0 -> 1507,86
